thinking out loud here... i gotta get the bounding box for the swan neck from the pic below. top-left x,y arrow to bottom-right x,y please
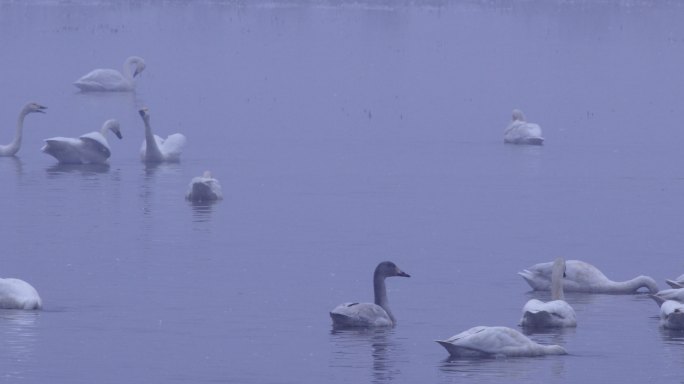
122,59 -> 134,82
373,272 -> 394,323
609,276 -> 659,294
3,108 -> 28,155
551,260 -> 565,300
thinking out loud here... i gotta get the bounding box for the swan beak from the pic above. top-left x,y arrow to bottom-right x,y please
114,130 -> 123,140
397,269 -> 410,278
36,105 -> 47,113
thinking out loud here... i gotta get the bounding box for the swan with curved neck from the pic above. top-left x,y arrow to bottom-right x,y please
519,259 -> 658,294
0,277 -> 42,310
42,119 -> 123,164
520,257 -> 577,328
504,109 -> 544,145
0,102 -> 46,157
74,56 -> 146,92
329,261 -> 410,328
436,326 -> 567,357
138,107 -> 186,163
186,171 -> 223,202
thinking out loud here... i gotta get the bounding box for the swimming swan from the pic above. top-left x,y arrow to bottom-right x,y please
138,108 -> 186,163
666,274 -> 684,289
504,109 -> 544,145
0,102 -> 46,157
42,119 -> 123,164
74,56 -> 146,92
520,257 -> 577,328
330,261 -> 410,328
436,326 -> 567,358
0,278 -> 41,310
186,171 -> 223,202
519,259 -> 658,294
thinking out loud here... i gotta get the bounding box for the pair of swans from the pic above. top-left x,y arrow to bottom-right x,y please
504,109 -> 544,145
186,171 -> 223,202
74,56 -> 146,92
329,261 -> 566,357
519,259 -> 659,294
0,102 -> 46,157
0,277 -> 41,310
436,259 -> 574,358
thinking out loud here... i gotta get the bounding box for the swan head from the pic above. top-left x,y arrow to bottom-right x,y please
511,109 -> 526,122
127,56 -> 146,78
138,107 -> 151,123
375,261 -> 410,279
103,119 -> 123,139
24,102 -> 47,115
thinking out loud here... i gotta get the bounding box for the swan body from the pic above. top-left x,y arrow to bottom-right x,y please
666,274 -> 684,289
0,102 -> 46,156
186,171 -> 223,202
659,300 -> 684,330
521,258 -> 577,328
0,278 -> 42,310
42,119 -> 122,164
436,326 -> 567,358
138,108 -> 186,163
504,109 -> 544,145
74,56 -> 146,92
519,259 -> 658,294
330,261 -> 410,328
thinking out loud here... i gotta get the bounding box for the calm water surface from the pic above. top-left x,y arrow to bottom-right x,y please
1,1 -> 684,383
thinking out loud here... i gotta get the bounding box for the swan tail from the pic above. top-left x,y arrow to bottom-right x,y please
435,340 -> 490,358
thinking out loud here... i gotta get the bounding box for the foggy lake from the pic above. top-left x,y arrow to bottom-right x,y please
1,0 -> 684,382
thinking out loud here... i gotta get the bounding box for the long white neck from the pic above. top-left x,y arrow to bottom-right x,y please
551,260 -> 565,300
373,272 -> 394,323
143,118 -> 163,161
0,107 -> 29,156
122,58 -> 135,82
607,276 -> 659,294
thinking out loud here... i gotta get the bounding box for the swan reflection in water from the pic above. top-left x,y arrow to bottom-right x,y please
46,163 -> 111,176
329,327 -> 404,384
0,310 -> 39,380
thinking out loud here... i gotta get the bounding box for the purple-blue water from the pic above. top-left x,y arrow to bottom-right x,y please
1,1 -> 684,382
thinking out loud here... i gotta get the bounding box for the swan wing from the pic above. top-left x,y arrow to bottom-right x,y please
186,176 -> 223,202
654,288 -> 684,303
330,302 -> 392,327
437,326 -> 566,357
0,278 -> 42,310
42,137 -> 85,164
159,133 -> 186,161
521,299 -> 577,327
77,132 -> 112,163
504,121 -> 543,145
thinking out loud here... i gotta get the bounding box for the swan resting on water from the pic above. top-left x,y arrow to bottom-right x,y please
519,259 -> 659,294
74,56 -> 146,92
138,107 -> 186,163
436,326 -> 567,358
186,171 -> 223,202
520,257 -> 577,328
330,261 -> 410,328
0,102 -> 46,157
42,119 -> 123,164
0,278 -> 42,310
504,109 -> 544,145
649,295 -> 684,330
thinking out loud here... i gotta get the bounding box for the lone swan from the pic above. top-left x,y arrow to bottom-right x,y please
138,107 -> 186,163
504,109 -> 544,145
74,56 -> 146,92
186,171 -> 223,202
42,119 -> 123,164
0,102 -> 46,156
436,326 -> 567,358
520,257 -> 577,328
519,259 -> 658,294
0,278 -> 42,310
330,261 -> 410,328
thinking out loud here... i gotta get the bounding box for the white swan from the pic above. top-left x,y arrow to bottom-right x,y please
504,109 -> 544,145
0,278 -> 41,310
73,56 -> 146,92
330,261 -> 410,328
666,274 -> 684,289
520,257 -> 577,328
436,326 -> 567,358
42,119 -> 122,164
0,102 -> 46,156
138,108 -> 186,163
186,171 -> 223,202
650,299 -> 684,330
519,259 -> 658,294
651,288 -> 684,303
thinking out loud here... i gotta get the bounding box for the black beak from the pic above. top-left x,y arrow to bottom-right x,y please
115,131 -> 123,140
37,105 -> 47,113
397,270 -> 410,278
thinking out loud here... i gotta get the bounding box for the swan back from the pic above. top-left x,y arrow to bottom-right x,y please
504,109 -> 543,145
330,261 -> 410,328
186,171 -> 223,202
0,278 -> 42,310
660,300 -> 684,330
436,326 -> 567,357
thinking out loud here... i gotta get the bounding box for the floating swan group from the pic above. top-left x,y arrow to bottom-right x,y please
330,258 -> 674,358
